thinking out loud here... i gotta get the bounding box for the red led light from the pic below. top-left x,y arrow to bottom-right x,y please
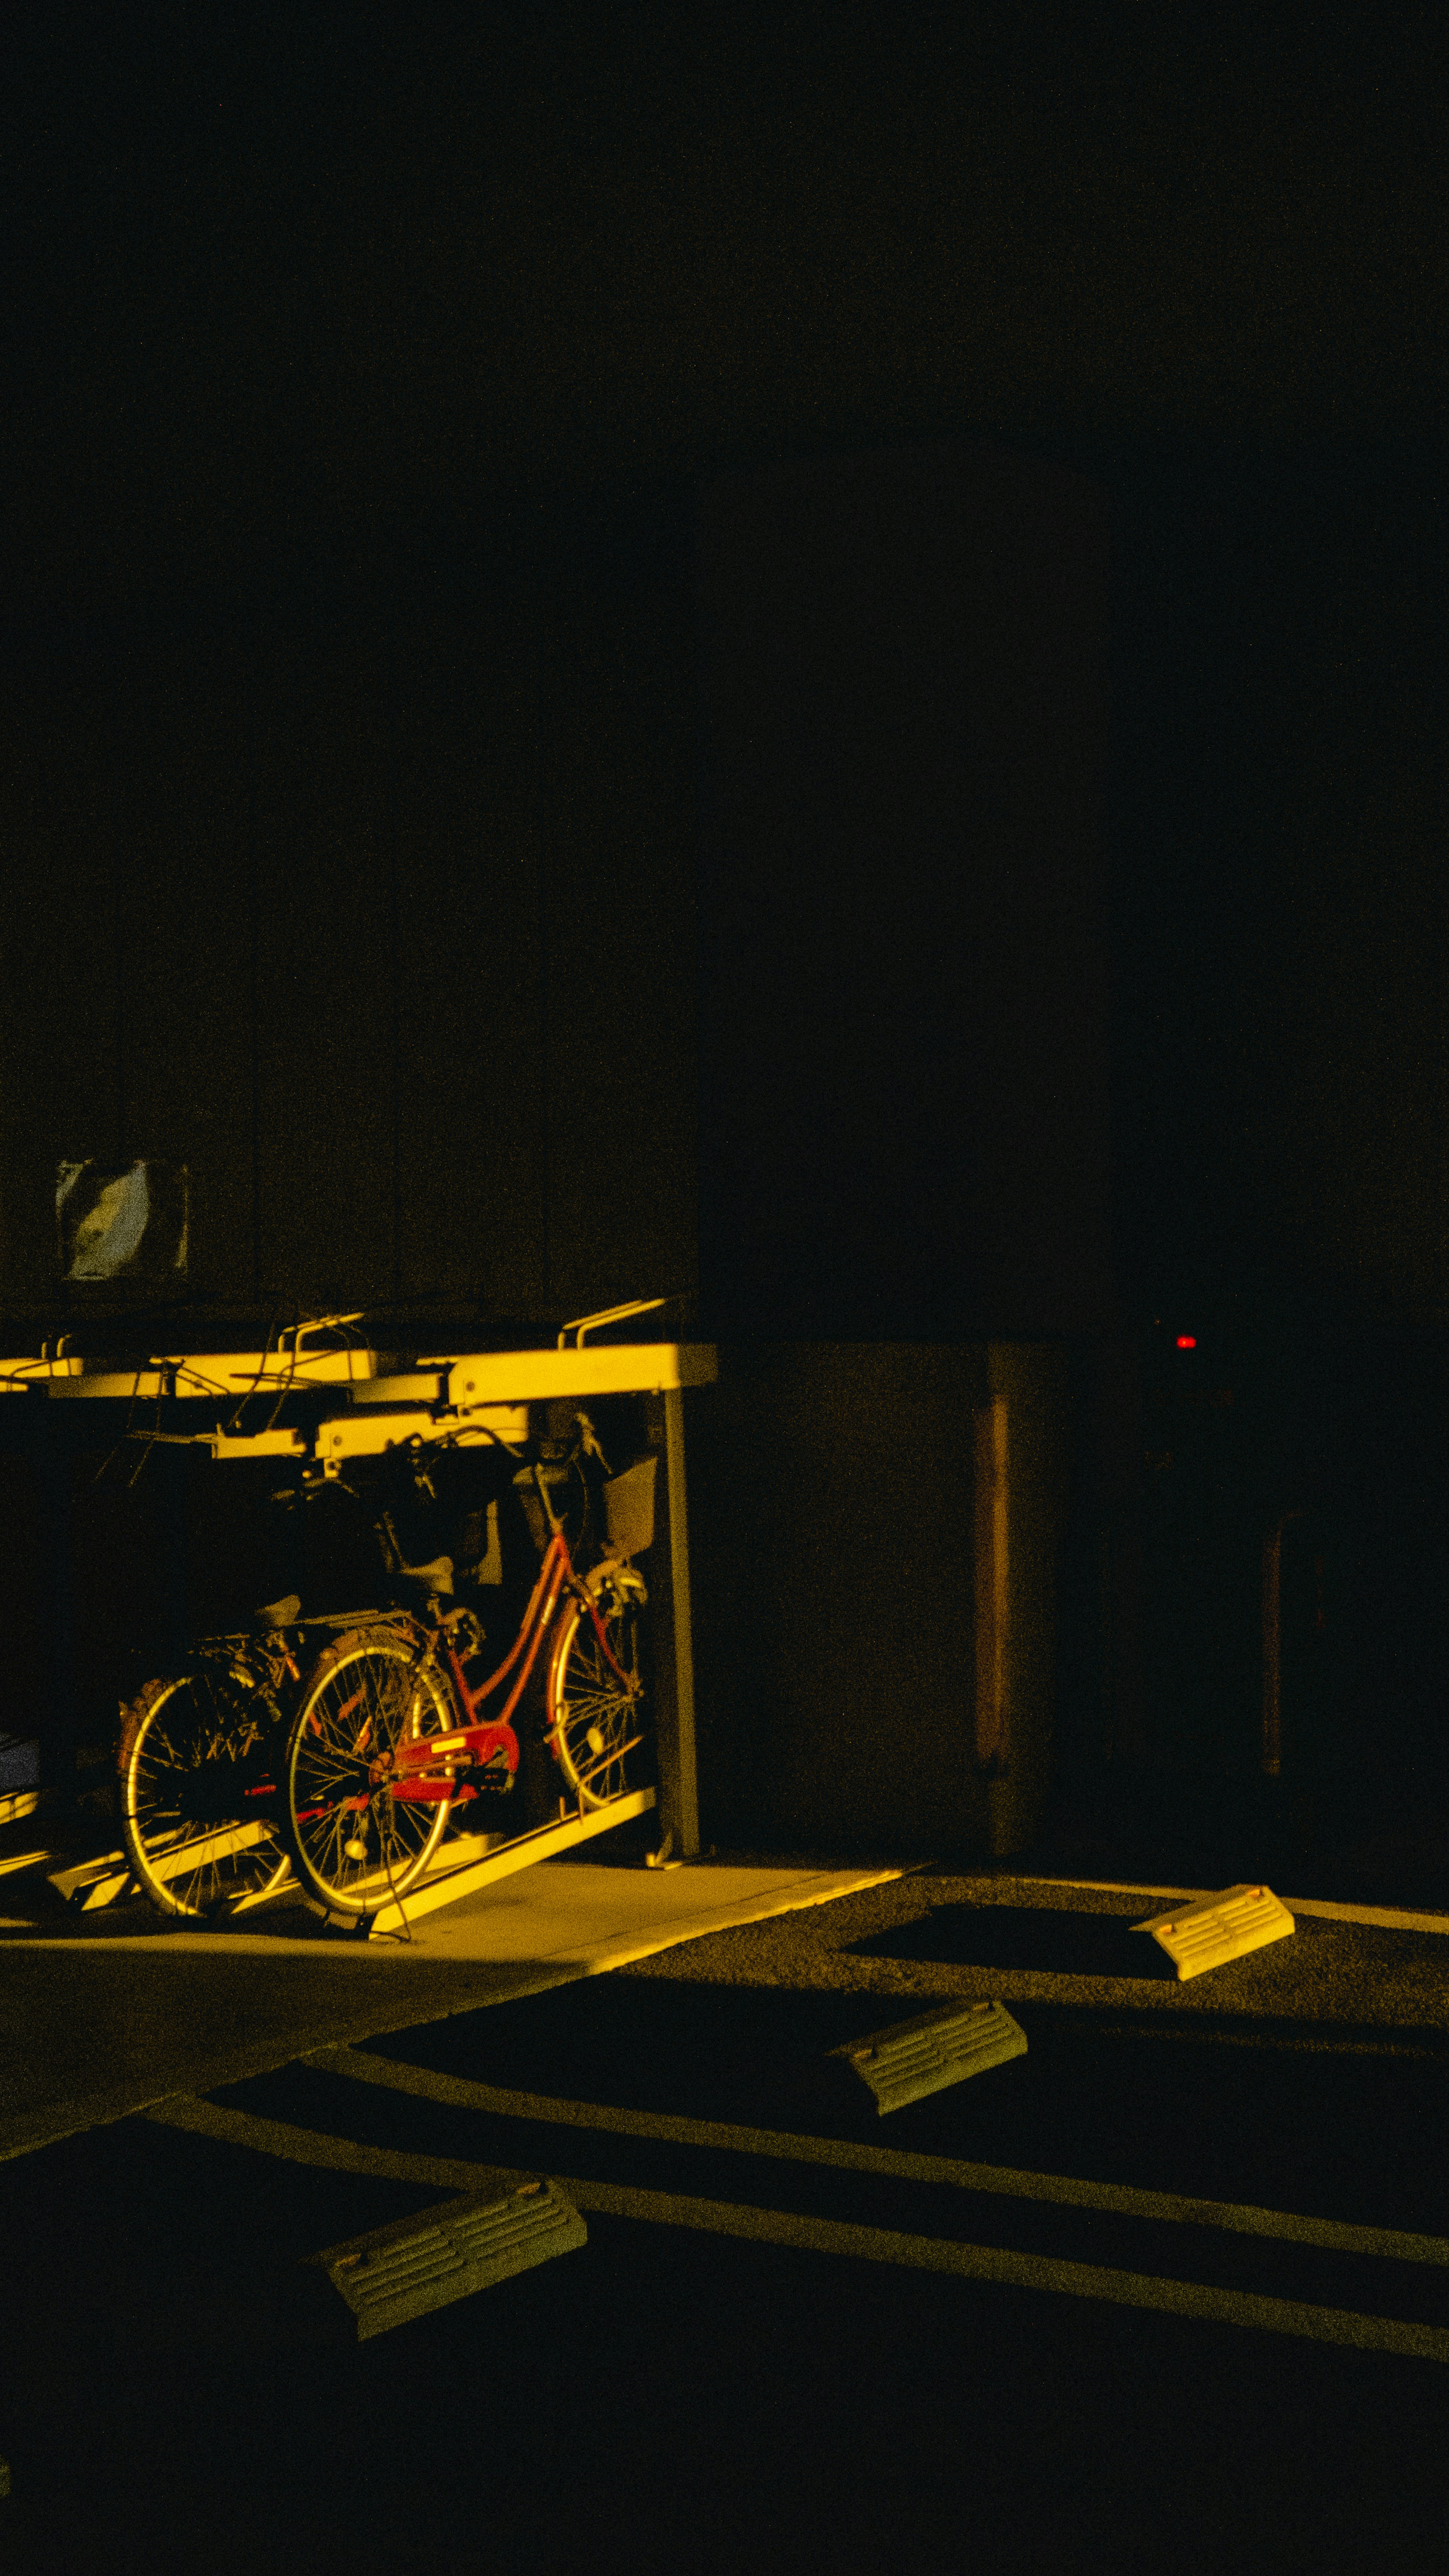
1175,1335 -> 1196,1349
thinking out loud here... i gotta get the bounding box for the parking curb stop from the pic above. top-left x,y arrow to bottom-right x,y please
1131,1884 -> 1295,1980
830,1998 -> 1029,2115
305,2176 -> 588,2339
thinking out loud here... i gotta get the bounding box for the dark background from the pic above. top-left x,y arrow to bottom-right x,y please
5,8 -> 1448,1833
7,7 -> 1446,1332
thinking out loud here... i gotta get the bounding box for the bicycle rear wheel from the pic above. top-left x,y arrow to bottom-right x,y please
283,1629 -> 455,1915
544,1564 -> 648,1809
118,1664 -> 292,1920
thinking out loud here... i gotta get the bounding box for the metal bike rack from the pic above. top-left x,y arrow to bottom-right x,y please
1,1314 -> 718,1922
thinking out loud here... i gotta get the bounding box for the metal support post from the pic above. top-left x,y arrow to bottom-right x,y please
645,1386 -> 700,1859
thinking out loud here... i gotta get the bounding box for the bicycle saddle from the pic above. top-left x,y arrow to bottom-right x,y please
394,1554 -> 455,1597
255,1593 -> 303,1629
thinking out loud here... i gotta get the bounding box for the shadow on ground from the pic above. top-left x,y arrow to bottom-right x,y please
843,1902 -> 1179,1980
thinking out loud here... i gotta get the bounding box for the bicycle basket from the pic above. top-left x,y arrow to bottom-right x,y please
604,1455 -> 656,1559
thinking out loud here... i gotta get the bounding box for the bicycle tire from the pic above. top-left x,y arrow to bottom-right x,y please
282,1627 -> 455,1915
118,1662 -> 293,1920
544,1562 -> 649,1809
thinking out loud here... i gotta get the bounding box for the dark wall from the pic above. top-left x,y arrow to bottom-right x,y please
7,439 -> 1112,1347
686,1341 -> 1072,1862
688,1345 -> 986,1858
1114,1314 -> 1449,1823
1105,448 -> 1449,1335
0,500 -> 699,1335
694,439 -> 1114,1343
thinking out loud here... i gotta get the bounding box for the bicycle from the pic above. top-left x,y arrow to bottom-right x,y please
115,1459 -> 391,1919
117,1596 -> 311,1919
280,1429 -> 652,1918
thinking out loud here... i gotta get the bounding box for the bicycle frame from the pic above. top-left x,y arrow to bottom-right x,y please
378,1524 -> 637,1807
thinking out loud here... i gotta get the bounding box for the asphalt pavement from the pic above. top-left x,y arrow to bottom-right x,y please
3,1830 -> 1448,2574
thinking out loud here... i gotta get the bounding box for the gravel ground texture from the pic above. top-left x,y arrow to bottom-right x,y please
612,1864 -> 1449,2057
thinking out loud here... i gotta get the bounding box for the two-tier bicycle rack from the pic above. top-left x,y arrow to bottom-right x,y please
0,1302 -> 717,1937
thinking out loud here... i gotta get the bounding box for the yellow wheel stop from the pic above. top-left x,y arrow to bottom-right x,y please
829,1998 -> 1028,2115
1131,1883 -> 1295,1980
303,2176 -> 587,2339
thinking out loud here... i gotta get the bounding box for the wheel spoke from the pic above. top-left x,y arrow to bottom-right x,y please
285,1637 -> 454,1912
120,1664 -> 294,1920
549,1590 -> 646,1809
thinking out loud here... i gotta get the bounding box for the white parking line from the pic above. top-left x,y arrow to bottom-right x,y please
303,2042 -> 1449,2268
142,2092 -> 1449,2364
1009,1877 -> 1449,1937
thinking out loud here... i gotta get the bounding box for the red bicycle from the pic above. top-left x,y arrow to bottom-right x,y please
279,1446 -> 651,1917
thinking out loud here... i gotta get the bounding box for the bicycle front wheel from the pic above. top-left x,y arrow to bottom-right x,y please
118,1666 -> 292,1920
545,1566 -> 648,1809
283,1631 -> 455,1915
